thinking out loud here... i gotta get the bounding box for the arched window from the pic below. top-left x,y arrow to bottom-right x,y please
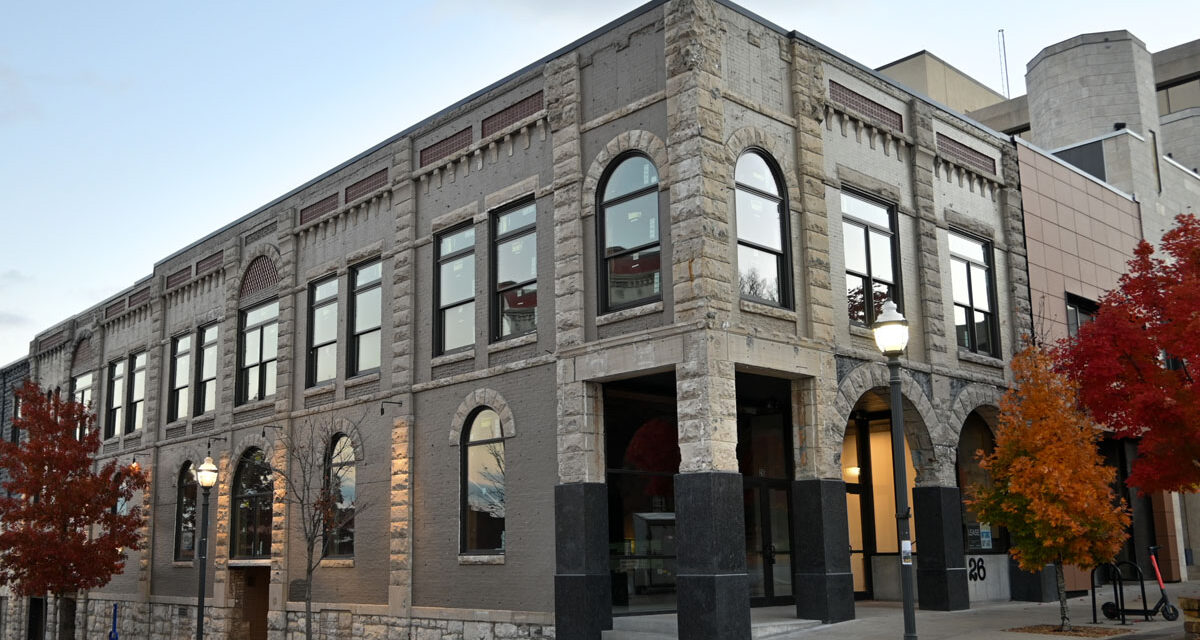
462,408 -> 506,554
232,448 -> 273,559
324,434 -> 356,557
175,462 -> 198,561
735,151 -> 789,307
599,155 -> 661,312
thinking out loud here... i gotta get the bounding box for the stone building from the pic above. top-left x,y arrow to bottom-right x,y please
3,1 -> 1036,638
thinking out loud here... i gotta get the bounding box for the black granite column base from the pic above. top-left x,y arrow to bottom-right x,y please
554,483 -> 611,638
1009,561 -> 1058,603
791,479 -> 855,623
794,571 -> 856,623
676,574 -> 751,640
675,472 -> 751,640
913,485 -> 969,611
555,574 -> 611,639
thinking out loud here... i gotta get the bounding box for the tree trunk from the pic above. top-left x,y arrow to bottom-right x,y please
305,547 -> 315,640
1054,559 -> 1071,632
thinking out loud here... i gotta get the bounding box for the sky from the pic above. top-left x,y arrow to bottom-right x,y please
1,0 -> 1197,366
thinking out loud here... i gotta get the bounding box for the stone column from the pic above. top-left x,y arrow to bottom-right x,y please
791,479 -> 855,622
546,49 -> 612,639
913,486 -> 969,610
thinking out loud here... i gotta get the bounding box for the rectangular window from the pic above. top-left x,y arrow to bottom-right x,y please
307,277 -> 339,387
73,372 -> 94,439
73,372 -> 93,408
842,192 -> 898,326
10,393 -> 20,443
105,360 -> 125,439
436,226 -> 475,354
1066,295 -> 1098,338
168,335 -> 191,423
238,301 -> 279,404
492,201 -> 537,340
949,231 -> 998,356
350,260 -> 382,375
194,324 -> 219,415
126,351 -> 147,434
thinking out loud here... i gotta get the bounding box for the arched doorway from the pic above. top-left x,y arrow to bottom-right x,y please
841,390 -> 917,600
957,410 -> 1009,601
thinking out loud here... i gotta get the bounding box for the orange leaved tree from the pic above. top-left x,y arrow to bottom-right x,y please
970,345 -> 1129,632
0,381 -> 148,638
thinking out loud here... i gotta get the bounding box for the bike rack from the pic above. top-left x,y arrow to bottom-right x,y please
1091,560 -> 1151,624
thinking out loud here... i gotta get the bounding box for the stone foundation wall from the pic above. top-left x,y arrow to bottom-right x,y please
1182,595 -> 1198,640
74,600 -> 555,640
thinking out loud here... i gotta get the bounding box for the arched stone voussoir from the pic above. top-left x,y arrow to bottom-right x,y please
581,130 -> 669,219
448,388 -> 517,446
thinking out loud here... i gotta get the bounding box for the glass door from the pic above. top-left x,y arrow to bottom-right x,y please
745,480 -> 793,606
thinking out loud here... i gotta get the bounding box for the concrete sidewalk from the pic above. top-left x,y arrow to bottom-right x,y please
786,581 -> 1198,640
605,579 -> 1197,639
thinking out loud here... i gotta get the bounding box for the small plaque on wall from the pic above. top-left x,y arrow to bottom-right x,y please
288,579 -> 309,602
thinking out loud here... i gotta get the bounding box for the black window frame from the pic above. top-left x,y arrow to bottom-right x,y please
174,462 -> 198,562
734,149 -> 792,308
9,392 -> 20,443
491,198 -> 538,341
194,324 -> 219,416
841,190 -> 901,327
435,224 -> 477,356
598,153 -> 663,313
306,275 -> 339,388
460,407 -> 506,555
237,300 -> 279,405
231,448 -> 273,559
125,351 -> 147,434
949,229 -> 999,357
105,359 -> 126,440
1066,294 -> 1098,338
348,259 -> 383,377
168,334 -> 192,423
323,433 -> 356,558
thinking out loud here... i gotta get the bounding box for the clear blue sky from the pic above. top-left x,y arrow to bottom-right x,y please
1,0 -> 1195,366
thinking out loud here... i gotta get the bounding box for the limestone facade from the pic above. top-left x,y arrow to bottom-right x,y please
7,1 -> 1029,638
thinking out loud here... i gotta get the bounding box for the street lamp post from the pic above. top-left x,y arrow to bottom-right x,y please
873,300 -> 917,640
195,456 -> 219,640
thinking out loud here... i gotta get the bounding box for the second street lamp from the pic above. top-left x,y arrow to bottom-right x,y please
195,456 -> 219,640
873,300 -> 917,640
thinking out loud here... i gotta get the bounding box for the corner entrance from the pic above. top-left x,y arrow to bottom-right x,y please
737,373 -> 794,607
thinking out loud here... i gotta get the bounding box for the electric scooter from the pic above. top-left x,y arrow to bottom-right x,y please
1101,545 -> 1180,622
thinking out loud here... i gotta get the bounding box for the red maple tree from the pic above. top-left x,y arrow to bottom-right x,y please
0,381 -> 148,606
1058,213 -> 1200,493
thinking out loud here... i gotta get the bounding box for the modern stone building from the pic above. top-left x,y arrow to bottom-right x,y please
3,1 -> 1043,638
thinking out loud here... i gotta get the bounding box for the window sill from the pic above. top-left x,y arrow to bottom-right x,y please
228,558 -> 272,567
122,432 -> 142,444
172,560 -> 196,568
303,383 -> 335,398
432,350 -> 475,367
319,558 -> 354,568
345,371 -> 380,389
739,299 -> 795,321
596,301 -> 663,326
233,400 -> 274,416
487,332 -> 537,354
957,349 -> 1004,369
848,324 -> 874,340
458,554 -> 505,566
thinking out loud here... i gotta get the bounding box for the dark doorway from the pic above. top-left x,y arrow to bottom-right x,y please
240,567 -> 270,640
26,597 -> 45,640
56,597 -> 75,640
736,373 -> 794,606
606,372 -> 679,616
